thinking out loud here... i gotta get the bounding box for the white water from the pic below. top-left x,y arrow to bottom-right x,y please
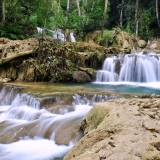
0,138 -> 73,160
36,27 -> 76,42
36,27 -> 43,34
70,32 -> 76,42
96,52 -> 160,83
0,87 -> 115,160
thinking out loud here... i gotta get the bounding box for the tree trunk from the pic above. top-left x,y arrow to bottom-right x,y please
135,0 -> 139,21
0,50 -> 33,66
102,0 -> 108,32
120,9 -> 123,27
156,0 -> 160,27
76,0 -> 81,16
67,0 -> 70,12
1,0 -> 6,26
135,0 -> 139,39
119,0 -> 124,28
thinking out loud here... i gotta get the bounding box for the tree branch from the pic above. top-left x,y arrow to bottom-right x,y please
0,50 -> 33,66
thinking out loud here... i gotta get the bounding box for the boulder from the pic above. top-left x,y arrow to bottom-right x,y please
72,71 -> 91,83
149,42 -> 158,50
137,40 -> 146,48
64,98 -> 160,160
123,39 -> 130,49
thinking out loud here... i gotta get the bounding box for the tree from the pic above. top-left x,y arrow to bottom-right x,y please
1,0 -> 6,26
76,0 -> 81,16
156,0 -> 160,27
135,0 -> 139,39
67,0 -> 70,12
102,0 -> 109,32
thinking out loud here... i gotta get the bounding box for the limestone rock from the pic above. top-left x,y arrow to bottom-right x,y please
72,71 -> 91,83
137,40 -> 146,48
64,98 -> 160,160
123,39 -> 130,49
149,42 -> 158,50
26,67 -> 35,82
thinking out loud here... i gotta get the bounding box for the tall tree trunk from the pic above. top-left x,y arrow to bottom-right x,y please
135,0 -> 139,39
67,0 -> 70,12
119,0 -> 124,28
120,9 -> 123,27
1,0 -> 6,26
102,0 -> 108,32
76,0 -> 81,16
156,0 -> 160,27
135,0 -> 139,21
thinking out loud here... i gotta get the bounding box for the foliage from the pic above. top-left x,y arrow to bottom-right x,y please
97,30 -> 114,47
0,0 -> 160,40
0,23 -> 25,39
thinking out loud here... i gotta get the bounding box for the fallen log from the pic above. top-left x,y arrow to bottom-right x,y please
0,50 -> 33,66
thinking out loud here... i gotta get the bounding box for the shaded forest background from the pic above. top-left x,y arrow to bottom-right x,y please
0,0 -> 160,40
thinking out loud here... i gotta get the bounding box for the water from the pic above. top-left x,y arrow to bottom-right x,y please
0,85 -> 116,160
92,82 -> 160,95
70,32 -> 76,42
36,27 -> 44,34
96,52 -> 160,82
36,27 -> 76,42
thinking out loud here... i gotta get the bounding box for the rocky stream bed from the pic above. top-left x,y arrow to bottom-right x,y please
64,96 -> 160,160
0,30 -> 160,159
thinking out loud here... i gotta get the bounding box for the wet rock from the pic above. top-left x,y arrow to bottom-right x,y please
72,71 -> 91,83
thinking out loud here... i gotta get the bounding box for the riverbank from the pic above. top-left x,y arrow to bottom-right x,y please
0,30 -> 160,84
64,97 -> 160,160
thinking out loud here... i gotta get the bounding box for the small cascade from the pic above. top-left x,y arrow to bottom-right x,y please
57,29 -> 66,41
96,56 -> 119,82
36,27 -> 77,42
96,52 -> 160,83
36,27 -> 66,41
0,84 -> 117,160
70,32 -> 76,42
36,27 -> 44,34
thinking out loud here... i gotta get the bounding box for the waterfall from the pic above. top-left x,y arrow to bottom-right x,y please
36,27 -> 44,34
36,27 -> 77,42
0,84 -> 117,160
96,52 -> 160,83
70,32 -> 76,42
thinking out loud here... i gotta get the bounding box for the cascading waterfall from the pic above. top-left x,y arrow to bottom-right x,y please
70,32 -> 76,42
36,27 -> 76,42
0,85 -> 117,160
96,52 -> 160,82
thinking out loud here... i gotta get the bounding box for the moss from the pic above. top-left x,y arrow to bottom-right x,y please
85,105 -> 111,131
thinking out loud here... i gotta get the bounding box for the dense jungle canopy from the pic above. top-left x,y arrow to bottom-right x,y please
0,0 -> 160,40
